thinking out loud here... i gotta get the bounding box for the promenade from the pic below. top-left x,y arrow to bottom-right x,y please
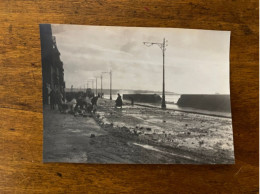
43,99 -> 234,164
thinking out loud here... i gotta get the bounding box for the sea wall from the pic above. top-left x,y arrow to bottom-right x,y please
177,94 -> 231,112
123,94 -> 161,103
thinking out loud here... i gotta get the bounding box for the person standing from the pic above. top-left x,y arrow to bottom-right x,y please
91,94 -> 99,114
115,93 -> 123,108
74,94 -> 83,112
55,89 -> 63,112
43,84 -> 48,105
49,88 -> 56,110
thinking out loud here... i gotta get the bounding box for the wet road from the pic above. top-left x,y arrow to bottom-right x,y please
43,107 -> 205,163
96,99 -> 235,164
43,99 -> 234,164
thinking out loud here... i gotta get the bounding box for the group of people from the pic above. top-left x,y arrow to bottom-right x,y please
73,93 -> 99,115
48,89 -> 124,116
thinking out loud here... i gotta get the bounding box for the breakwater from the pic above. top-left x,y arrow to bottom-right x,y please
123,94 -> 161,103
177,94 -> 231,112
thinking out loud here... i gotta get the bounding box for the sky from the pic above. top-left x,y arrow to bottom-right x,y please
51,24 -> 231,94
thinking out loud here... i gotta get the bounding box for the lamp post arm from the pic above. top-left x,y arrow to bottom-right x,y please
143,38 -> 167,109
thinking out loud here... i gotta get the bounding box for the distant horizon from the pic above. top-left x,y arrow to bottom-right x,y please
52,24 -> 230,94
64,87 -> 230,95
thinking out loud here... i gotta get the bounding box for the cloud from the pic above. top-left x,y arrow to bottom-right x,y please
51,24 -> 231,94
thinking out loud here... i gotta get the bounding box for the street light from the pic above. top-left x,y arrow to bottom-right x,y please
143,38 -> 167,109
87,79 -> 95,89
88,78 -> 98,96
95,77 -> 98,96
102,70 -> 112,100
100,74 -> 103,98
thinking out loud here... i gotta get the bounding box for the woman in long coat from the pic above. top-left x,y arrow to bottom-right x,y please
115,93 -> 123,108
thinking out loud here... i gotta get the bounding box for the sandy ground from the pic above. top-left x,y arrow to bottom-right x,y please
43,99 -> 234,164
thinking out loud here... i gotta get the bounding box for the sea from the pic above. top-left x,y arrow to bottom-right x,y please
104,94 -> 231,118
104,94 -> 180,103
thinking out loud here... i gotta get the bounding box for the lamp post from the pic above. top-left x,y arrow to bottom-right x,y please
102,70 -> 112,100
100,74 -> 103,98
95,77 -> 98,96
88,79 -> 94,89
88,79 -> 96,95
143,38 -> 167,109
110,70 -> 112,100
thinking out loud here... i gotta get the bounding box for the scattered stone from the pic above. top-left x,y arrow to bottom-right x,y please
163,120 -> 166,123
146,127 -> 151,131
90,134 -> 95,138
185,124 -> 188,127
9,128 -> 15,131
122,126 -> 128,131
57,172 -> 62,177
199,140 -> 204,146
187,132 -> 191,135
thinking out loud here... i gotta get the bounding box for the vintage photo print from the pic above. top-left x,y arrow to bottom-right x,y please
40,24 -> 234,164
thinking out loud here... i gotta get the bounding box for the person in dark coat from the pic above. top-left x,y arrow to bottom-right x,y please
55,90 -> 63,112
74,94 -> 84,111
49,89 -> 56,110
115,93 -> 123,108
91,94 -> 99,113
43,84 -> 49,105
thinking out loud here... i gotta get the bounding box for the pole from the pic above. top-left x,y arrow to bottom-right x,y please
96,77 -> 98,96
110,70 -> 112,100
143,38 -> 167,109
161,38 -> 166,109
101,75 -> 103,98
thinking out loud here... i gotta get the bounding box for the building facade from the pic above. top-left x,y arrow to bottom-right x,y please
40,24 -> 65,105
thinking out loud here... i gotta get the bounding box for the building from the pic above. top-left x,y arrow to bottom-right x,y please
40,24 -> 65,105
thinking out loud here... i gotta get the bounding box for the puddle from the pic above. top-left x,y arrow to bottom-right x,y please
66,128 -> 82,133
132,143 -> 194,160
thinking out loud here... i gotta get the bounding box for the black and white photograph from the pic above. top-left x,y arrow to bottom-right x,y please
40,24 -> 234,164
